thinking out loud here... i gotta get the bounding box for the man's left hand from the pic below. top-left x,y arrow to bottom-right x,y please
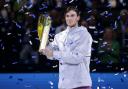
39,47 -> 53,58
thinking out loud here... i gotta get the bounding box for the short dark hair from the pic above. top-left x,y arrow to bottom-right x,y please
65,6 -> 80,16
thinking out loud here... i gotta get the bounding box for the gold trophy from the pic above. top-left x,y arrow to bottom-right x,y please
37,15 -> 51,50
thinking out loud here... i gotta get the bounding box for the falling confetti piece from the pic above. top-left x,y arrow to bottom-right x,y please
49,81 -> 54,86
92,69 -> 96,72
124,74 -> 127,77
2,46 -> 4,50
9,76 -> 13,79
7,33 -> 11,35
121,78 -> 124,82
121,68 -> 124,71
69,0 -> 74,3
52,65 -> 58,68
93,40 -> 98,43
29,14 -> 36,18
50,86 -> 53,89
12,61 -> 18,64
16,23 -> 21,29
97,86 -> 100,89
101,86 -> 106,89
17,78 -> 23,81
114,73 -> 119,75
96,60 -> 101,64
29,40 -> 32,45
24,84 -> 32,88
4,4 -> 8,7
123,71 -> 127,73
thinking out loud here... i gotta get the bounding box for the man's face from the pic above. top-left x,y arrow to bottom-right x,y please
65,10 -> 80,27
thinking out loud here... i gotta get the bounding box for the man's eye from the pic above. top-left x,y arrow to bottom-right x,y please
71,14 -> 75,17
66,14 -> 75,17
66,15 -> 69,17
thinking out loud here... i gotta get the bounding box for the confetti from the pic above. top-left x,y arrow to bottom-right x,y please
97,86 -> 100,89
32,55 -> 37,59
16,23 -> 21,29
50,86 -> 53,89
9,76 -> 13,79
108,13 -> 112,16
25,12 -> 30,15
121,78 -> 124,82
114,73 -> 119,76
29,14 -> 36,19
17,78 -> 23,81
35,38 -> 39,40
31,29 -> 37,33
49,39 -> 54,42
99,30 -> 104,33
123,74 -> 127,77
121,68 -> 124,71
96,60 -> 101,64
91,48 -> 95,51
92,69 -> 96,72
12,61 -> 18,64
17,34 -> 22,36
117,16 -> 121,20
106,65 -> 112,68
93,40 -> 98,43
52,65 -> 58,68
24,84 -> 32,88
69,0 -> 74,3
49,81 -> 54,86
29,40 -> 32,45
24,85 -> 31,88
123,71 -> 127,73
4,4 -> 8,7
2,46 -> 4,50
101,86 -> 106,89
87,10 -> 92,13
19,39 -> 22,43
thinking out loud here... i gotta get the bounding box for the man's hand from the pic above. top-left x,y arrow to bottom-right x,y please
39,47 -> 53,59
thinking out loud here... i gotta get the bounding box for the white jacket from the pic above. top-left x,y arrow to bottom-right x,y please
48,25 -> 93,89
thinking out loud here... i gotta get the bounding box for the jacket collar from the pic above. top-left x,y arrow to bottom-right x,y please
66,24 -> 79,34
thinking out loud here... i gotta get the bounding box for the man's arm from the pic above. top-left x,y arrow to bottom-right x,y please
53,31 -> 93,64
39,34 -> 59,60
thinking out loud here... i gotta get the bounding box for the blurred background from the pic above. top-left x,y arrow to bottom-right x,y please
0,0 -> 128,73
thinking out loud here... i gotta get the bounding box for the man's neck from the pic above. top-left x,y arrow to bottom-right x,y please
68,23 -> 78,29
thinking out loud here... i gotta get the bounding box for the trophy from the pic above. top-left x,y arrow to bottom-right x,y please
37,15 -> 51,50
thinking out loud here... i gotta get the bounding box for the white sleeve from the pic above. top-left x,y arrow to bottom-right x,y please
47,35 -> 59,60
53,32 -> 93,64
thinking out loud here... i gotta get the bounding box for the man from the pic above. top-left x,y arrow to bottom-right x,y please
40,6 -> 93,89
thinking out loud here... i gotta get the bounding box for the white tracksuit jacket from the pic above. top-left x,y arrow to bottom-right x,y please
48,25 -> 93,89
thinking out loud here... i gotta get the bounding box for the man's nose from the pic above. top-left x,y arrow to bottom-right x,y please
67,16 -> 72,20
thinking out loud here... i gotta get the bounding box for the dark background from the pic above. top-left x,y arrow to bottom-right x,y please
0,0 -> 128,73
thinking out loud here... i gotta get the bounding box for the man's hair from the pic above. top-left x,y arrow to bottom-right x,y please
65,6 -> 80,16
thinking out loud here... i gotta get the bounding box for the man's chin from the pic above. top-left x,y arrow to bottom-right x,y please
68,24 -> 75,27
